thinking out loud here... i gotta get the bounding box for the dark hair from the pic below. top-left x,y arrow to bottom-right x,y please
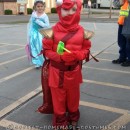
34,1 -> 45,8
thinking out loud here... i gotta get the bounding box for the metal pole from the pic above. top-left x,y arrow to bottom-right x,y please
109,0 -> 113,19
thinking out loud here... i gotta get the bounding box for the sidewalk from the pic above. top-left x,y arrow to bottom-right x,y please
0,8 -> 119,24
82,8 -> 119,14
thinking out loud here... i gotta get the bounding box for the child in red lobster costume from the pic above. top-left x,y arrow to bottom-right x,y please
39,0 -> 94,129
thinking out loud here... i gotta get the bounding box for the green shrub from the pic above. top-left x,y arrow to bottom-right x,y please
4,9 -> 12,15
27,8 -> 33,14
51,7 -> 57,13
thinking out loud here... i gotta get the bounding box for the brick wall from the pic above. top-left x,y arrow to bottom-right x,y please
0,3 -> 4,15
0,0 -> 58,15
4,2 -> 17,14
0,2 -> 50,15
45,7 -> 51,13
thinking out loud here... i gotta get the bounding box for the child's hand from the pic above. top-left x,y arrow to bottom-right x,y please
35,19 -> 41,24
73,51 -> 89,61
61,52 -> 75,62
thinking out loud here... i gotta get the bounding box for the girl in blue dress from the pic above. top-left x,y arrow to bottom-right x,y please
27,0 -> 50,68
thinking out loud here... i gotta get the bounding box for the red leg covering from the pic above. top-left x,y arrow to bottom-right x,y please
68,110 -> 80,123
66,86 -> 80,122
37,60 -> 53,114
53,114 -> 68,129
50,85 -> 80,127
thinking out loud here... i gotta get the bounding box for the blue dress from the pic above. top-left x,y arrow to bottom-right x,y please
27,11 -> 50,67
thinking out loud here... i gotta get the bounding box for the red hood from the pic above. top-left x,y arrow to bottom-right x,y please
56,0 -> 82,31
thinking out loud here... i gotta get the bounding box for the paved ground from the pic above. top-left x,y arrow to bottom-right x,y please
0,12 -> 130,130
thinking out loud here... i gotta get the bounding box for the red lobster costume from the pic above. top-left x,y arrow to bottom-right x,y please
38,0 -> 94,129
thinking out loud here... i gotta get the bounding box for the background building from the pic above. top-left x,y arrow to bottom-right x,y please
83,0 -> 112,8
0,0 -> 84,15
96,0 -> 113,8
0,0 -> 17,15
97,0 -> 111,8
0,0 -> 57,15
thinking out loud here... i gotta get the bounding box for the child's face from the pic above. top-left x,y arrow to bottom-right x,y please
35,3 -> 45,13
61,4 -> 77,17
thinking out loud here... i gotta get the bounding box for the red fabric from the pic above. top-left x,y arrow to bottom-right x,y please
73,40 -> 91,60
56,0 -> 82,31
61,0 -> 75,9
43,26 -> 91,88
50,85 -> 80,126
53,114 -> 68,128
61,52 -> 75,62
42,38 -> 61,63
68,110 -> 80,123
37,60 -> 53,114
42,0 -> 91,127
73,50 -> 89,60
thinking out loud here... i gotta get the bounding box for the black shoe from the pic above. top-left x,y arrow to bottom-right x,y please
121,61 -> 130,67
112,59 -> 126,64
35,65 -> 42,69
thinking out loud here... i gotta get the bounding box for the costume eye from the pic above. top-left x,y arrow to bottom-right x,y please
72,7 -> 77,12
62,8 -> 68,11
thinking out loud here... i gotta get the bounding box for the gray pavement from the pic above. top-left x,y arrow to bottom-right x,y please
0,13 -> 130,130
